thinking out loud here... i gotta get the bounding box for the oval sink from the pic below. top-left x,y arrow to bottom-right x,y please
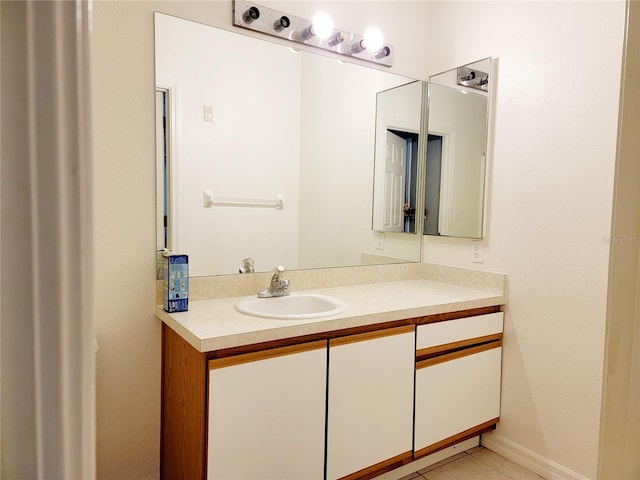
235,293 -> 346,319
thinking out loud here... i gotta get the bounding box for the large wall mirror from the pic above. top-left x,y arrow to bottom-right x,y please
155,13 -> 424,277
424,58 -> 491,238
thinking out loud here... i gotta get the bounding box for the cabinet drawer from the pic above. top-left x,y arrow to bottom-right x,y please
416,312 -> 503,351
414,346 -> 502,455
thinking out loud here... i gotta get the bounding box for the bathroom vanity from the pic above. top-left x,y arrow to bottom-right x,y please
157,276 -> 505,480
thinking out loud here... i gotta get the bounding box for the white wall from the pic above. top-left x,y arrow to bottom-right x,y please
92,2 -> 430,479
423,2 -> 626,478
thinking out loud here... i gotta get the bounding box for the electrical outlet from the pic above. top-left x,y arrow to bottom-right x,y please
471,240 -> 483,263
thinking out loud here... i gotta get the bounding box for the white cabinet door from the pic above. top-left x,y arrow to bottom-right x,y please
207,342 -> 327,480
414,345 -> 502,456
326,327 -> 415,480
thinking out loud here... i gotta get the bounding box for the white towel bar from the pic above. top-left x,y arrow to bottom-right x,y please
204,190 -> 284,210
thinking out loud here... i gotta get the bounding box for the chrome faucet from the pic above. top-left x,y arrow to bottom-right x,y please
258,265 -> 290,298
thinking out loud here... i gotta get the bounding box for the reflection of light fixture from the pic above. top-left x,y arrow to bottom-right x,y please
273,15 -> 290,32
242,6 -> 260,23
457,66 -> 490,91
233,0 -> 393,66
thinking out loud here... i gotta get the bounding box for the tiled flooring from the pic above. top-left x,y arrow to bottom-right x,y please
399,446 -> 545,480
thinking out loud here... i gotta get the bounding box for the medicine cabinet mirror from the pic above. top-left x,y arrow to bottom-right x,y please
424,58 -> 492,238
155,13 -> 423,277
372,80 -> 427,236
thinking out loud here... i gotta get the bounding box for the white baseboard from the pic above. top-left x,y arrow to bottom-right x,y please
481,432 -> 591,480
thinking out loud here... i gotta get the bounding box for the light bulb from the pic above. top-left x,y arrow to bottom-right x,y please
362,26 -> 383,52
312,12 -> 334,40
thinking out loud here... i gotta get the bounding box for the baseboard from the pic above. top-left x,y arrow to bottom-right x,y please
481,432 -> 591,480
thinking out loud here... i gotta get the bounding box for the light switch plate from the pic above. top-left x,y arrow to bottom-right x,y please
204,105 -> 214,122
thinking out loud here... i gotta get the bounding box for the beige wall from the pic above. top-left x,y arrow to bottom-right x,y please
92,2 -> 430,478
423,1 -> 627,478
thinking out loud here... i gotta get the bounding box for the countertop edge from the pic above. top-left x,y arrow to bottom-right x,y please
157,294 -> 504,353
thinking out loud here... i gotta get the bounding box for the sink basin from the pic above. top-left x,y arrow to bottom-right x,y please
235,293 -> 346,319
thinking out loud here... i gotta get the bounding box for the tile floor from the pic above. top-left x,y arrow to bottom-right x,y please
398,446 -> 545,480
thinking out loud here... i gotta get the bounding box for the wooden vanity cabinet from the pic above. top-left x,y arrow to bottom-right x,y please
160,306 -> 503,480
413,312 -> 504,459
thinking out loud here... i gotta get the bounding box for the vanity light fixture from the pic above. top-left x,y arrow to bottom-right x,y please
233,0 -> 393,66
363,26 -> 384,52
349,39 -> 366,55
300,12 -> 334,41
349,27 -> 385,56
327,31 -> 345,48
242,5 -> 260,24
374,46 -> 392,60
273,15 -> 291,32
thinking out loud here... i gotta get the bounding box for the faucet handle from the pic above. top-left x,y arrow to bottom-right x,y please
272,265 -> 285,282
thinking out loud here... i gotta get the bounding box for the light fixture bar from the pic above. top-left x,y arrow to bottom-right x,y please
233,0 -> 393,67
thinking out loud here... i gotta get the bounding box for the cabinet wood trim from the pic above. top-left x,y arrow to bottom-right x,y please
416,340 -> 502,369
414,305 -> 501,325
205,306 -> 501,360
414,418 -> 499,460
208,340 -> 326,370
338,451 -> 414,480
161,324 -> 208,480
416,333 -> 503,361
330,325 -> 415,347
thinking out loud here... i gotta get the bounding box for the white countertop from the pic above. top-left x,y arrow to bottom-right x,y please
156,279 -> 504,352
